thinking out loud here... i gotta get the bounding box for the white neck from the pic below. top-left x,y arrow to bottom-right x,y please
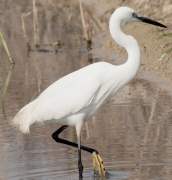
109,13 -> 141,79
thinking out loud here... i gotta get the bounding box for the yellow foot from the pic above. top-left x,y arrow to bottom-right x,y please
92,152 -> 106,177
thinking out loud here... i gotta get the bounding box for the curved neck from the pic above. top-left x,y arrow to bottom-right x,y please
109,14 -> 140,78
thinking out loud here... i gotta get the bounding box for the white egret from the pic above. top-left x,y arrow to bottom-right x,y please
12,7 -> 166,179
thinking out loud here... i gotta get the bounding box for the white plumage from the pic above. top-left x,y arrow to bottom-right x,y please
13,61 -> 136,133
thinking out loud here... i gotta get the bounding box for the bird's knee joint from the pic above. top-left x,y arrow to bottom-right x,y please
52,133 -> 59,141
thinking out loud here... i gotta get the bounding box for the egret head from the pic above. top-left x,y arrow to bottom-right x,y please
114,7 -> 167,28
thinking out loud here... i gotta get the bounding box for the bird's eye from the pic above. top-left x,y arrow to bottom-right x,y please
132,12 -> 138,18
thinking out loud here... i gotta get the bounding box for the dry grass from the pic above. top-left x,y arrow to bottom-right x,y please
21,12 -> 31,50
33,0 -> 40,48
78,0 -> 93,51
67,2 -> 73,28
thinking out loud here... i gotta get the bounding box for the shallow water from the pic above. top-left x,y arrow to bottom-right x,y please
1,0 -> 172,180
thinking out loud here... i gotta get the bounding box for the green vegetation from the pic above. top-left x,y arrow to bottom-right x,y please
0,30 -> 14,116
1,64 -> 14,117
0,30 -> 15,65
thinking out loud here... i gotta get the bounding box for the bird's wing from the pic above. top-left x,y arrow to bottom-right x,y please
13,62 -> 117,133
34,76 -> 101,122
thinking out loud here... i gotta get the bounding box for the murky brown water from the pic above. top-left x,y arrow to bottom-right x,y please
1,0 -> 172,180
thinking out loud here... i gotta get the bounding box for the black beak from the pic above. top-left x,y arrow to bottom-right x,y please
133,13 -> 167,28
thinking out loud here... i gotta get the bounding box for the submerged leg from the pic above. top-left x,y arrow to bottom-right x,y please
52,125 -> 106,177
75,122 -> 89,179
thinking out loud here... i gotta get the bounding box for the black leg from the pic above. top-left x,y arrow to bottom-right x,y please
78,136 -> 83,179
52,125 -> 99,154
52,125 -> 106,178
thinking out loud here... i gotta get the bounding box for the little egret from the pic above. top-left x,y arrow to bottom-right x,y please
13,6 -> 166,179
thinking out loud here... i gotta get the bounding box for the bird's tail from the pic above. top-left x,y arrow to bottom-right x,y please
12,101 -> 37,134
